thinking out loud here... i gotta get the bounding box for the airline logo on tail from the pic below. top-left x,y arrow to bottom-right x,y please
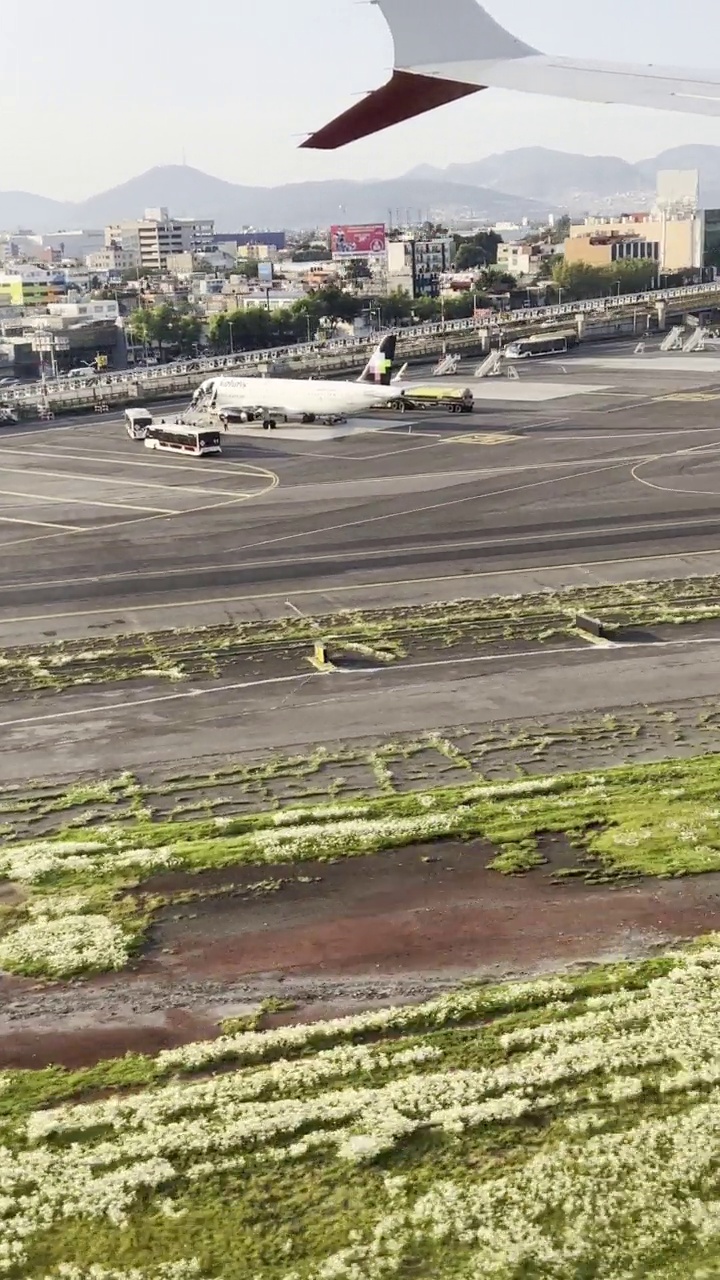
358,334 -> 397,386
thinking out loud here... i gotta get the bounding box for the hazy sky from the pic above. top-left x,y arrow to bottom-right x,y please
5,0 -> 720,199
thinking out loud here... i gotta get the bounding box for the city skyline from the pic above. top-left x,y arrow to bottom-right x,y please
4,0 -> 720,200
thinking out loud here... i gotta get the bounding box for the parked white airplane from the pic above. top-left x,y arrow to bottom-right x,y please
301,0 -> 720,150
191,334 -> 401,428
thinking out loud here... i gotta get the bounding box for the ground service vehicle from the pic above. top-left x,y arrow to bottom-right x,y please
144,425 -> 222,456
124,408 -> 154,439
390,386 -> 474,414
504,331 -> 578,360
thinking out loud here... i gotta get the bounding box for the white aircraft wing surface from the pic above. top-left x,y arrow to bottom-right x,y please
301,0 -> 720,149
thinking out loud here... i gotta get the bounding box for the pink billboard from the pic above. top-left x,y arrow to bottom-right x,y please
330,223 -> 386,257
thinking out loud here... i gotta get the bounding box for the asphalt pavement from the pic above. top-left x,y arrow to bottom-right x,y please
1,636 -> 720,782
2,343 -> 720,779
1,353 -> 720,646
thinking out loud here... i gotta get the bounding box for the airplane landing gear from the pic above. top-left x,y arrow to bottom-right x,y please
262,419 -> 277,430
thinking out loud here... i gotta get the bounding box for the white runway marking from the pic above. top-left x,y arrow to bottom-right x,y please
0,487 -> 174,515
5,634 -> 720,731
0,513 -> 80,532
0,461 -> 258,501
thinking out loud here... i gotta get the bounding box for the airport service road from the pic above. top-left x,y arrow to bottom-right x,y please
2,635 -> 720,781
2,362 -> 720,644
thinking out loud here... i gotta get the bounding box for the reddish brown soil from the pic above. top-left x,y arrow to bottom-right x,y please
144,838 -> 720,980
0,1008 -> 218,1071
3,837 -> 720,1070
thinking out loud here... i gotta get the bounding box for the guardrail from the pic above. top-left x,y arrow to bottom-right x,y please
2,279 -> 720,409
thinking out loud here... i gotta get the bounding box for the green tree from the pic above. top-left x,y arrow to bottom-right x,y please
145,303 -> 180,356
535,254 -> 561,281
411,296 -> 441,322
376,289 -> 413,325
177,312 -> 203,355
313,286 -> 362,325
289,297 -> 324,343
552,257 -> 657,300
607,260 -> 658,294
292,247 -> 332,262
455,231 -> 501,271
127,307 -> 152,347
551,260 -> 607,300
547,215 -> 571,245
234,260 -> 260,279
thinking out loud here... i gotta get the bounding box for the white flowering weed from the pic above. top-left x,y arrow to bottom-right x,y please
0,837 -> 175,884
1,945 -> 719,1276
0,913 -> 130,976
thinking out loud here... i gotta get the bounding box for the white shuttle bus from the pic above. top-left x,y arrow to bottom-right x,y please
124,407 -> 154,439
144,424 -> 222,457
504,331 -> 578,360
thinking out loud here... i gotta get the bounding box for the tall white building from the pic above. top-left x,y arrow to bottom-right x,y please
105,209 -> 215,271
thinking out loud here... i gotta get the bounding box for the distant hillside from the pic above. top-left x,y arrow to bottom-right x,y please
408,145 -> 720,212
409,149 -> 641,206
6,147 -> 720,235
0,165 -> 549,234
0,191 -> 73,232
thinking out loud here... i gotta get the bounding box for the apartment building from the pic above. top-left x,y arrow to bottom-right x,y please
568,212 -> 702,272
86,247 -> 138,273
106,209 -> 215,271
386,238 -> 456,297
0,268 -> 65,307
564,233 -> 660,268
497,242 -> 549,277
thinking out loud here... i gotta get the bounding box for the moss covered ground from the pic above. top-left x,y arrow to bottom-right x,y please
4,573 -> 720,696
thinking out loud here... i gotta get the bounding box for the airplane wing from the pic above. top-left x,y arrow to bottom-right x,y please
301,0 -> 720,149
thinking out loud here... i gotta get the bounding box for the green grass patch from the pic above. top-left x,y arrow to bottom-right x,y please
1,753 -> 720,976
3,573 -> 720,696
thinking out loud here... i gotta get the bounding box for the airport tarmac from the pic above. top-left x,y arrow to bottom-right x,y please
4,340 -> 720,1040
1,344 -> 720,652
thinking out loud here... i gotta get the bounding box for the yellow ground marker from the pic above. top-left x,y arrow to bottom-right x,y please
308,640 -> 336,672
656,393 -> 720,403
446,433 -> 521,445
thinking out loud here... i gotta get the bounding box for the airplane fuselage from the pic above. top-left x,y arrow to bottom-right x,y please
194,375 -> 397,419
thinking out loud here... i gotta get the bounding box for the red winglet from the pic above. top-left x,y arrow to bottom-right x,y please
300,69 -> 483,150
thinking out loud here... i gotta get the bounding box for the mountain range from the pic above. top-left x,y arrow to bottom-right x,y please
4,145 -> 720,233
0,166 -> 548,235
409,145 -> 720,212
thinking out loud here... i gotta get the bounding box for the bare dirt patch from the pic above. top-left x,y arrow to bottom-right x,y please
3,838 -> 720,1069
142,840 -> 720,982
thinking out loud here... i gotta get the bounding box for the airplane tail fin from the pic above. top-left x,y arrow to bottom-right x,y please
301,1 -> 537,150
357,333 -> 397,387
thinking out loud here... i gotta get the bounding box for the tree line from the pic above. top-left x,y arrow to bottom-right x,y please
124,257 -> 674,362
